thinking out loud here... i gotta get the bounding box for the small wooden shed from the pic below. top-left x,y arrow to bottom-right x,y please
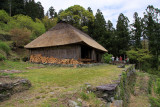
25,22 -> 107,62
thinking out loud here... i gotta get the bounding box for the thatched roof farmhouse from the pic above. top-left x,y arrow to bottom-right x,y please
25,22 -> 107,63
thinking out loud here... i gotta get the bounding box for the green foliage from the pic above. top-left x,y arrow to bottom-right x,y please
102,53 -> 112,63
143,5 -> 160,70
80,92 -> 89,100
93,9 -> 107,46
116,13 -> 130,55
131,12 -> 142,49
48,6 -> 55,18
12,15 -> 33,29
149,97 -> 160,107
59,5 -> 94,32
0,10 -> 46,38
0,0 -> 44,20
25,1 -> 44,20
42,16 -> 57,31
0,53 -> 6,61
82,26 -> 88,33
127,49 -> 152,70
0,10 -> 10,23
0,41 -> 10,54
31,18 -> 46,39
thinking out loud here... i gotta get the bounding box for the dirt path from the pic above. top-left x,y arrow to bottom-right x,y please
129,72 -> 150,107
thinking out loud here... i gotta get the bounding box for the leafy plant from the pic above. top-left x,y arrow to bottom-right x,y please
0,54 -> 6,61
0,41 -> 10,54
80,92 -> 89,100
102,53 -> 112,63
127,49 -> 152,71
149,97 -> 160,107
10,28 -> 31,47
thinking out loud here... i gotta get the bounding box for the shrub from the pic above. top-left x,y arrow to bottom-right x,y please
149,97 -> 160,107
102,53 -> 112,63
0,53 -> 6,61
0,10 -> 10,23
0,41 -> 10,54
10,28 -> 31,47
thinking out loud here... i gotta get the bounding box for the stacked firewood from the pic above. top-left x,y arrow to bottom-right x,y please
30,54 -> 83,64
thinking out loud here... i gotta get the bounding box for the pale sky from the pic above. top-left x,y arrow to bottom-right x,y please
35,0 -> 159,27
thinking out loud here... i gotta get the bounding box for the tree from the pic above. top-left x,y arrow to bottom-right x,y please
24,0 -> 44,20
0,0 -> 44,19
59,5 -> 94,31
143,5 -> 160,69
42,16 -> 57,31
105,20 -> 117,56
9,14 -> 45,38
0,0 -> 10,14
93,9 -> 106,45
127,49 -> 152,71
0,10 -> 10,23
10,28 -> 31,47
11,0 -> 25,16
116,13 -> 130,56
48,6 -> 55,18
87,7 -> 93,13
131,12 -> 142,49
87,7 -> 94,37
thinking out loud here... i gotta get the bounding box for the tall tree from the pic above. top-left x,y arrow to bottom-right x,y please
87,7 -> 93,13
0,0 -> 10,14
143,5 -> 160,69
24,0 -> 44,20
93,9 -> 106,46
0,0 -> 44,19
131,12 -> 142,49
87,7 -> 94,37
105,20 -> 117,55
116,13 -> 130,56
11,0 -> 25,16
48,6 -> 55,18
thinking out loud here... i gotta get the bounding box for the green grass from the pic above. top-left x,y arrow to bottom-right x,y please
0,60 -> 42,70
0,61 -> 127,107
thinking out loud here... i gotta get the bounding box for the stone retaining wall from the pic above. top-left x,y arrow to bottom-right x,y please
43,63 -> 105,68
89,64 -> 136,107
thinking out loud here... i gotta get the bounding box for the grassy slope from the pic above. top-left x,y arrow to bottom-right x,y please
129,72 -> 150,107
0,61 -> 126,107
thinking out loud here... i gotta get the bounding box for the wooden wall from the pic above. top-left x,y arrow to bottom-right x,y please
28,44 -> 104,62
29,44 -> 81,60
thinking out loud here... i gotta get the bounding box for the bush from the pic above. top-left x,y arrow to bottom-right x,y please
42,16 -> 57,31
0,10 -> 10,23
149,97 -> 160,107
0,53 -> 6,61
102,53 -> 112,63
10,28 -> 31,47
0,41 -> 10,54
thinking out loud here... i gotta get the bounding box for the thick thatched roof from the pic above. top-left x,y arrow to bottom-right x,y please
25,22 -> 107,52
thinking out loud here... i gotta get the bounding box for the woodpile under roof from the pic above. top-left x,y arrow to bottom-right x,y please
25,22 -> 107,52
